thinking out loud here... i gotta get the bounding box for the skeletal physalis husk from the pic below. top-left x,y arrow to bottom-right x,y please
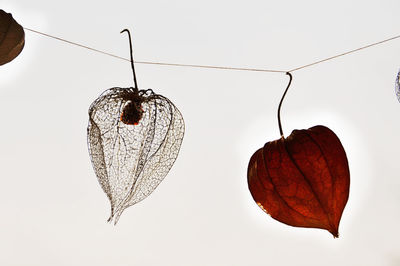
88,87 -> 184,224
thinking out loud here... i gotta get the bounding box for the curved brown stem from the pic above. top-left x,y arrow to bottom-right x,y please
277,72 -> 293,138
121,29 -> 138,89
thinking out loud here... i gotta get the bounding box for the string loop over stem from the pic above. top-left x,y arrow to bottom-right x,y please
121,29 -> 138,89
277,72 -> 293,138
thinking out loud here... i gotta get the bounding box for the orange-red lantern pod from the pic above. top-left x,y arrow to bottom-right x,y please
247,73 -> 350,237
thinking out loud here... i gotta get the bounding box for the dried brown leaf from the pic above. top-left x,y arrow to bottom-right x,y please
0,10 -> 24,65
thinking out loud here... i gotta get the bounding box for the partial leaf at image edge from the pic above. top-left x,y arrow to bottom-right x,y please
0,9 -> 25,66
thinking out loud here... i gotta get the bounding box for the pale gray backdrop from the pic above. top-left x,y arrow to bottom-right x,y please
1,0 -> 399,265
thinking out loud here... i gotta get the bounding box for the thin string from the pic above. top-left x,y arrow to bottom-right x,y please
288,34 -> 400,72
24,27 -> 400,74
24,27 -> 129,62
23,27 -> 285,73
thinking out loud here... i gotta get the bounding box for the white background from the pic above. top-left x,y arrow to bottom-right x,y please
1,0 -> 400,265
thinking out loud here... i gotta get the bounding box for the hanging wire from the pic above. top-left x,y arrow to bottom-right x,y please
23,27 -> 285,73
288,34 -> 400,72
24,27 -> 400,74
